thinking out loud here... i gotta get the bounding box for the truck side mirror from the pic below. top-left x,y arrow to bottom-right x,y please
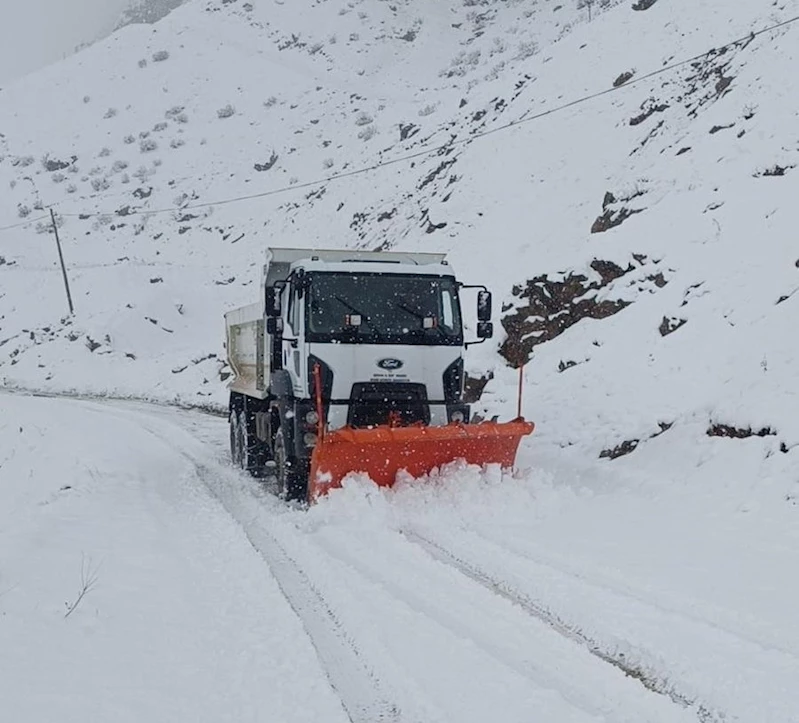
477,321 -> 493,339
265,287 -> 281,317
477,290 -> 492,322
266,317 -> 283,335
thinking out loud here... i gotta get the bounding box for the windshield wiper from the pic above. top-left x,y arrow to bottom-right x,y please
396,303 -> 445,338
334,295 -> 382,336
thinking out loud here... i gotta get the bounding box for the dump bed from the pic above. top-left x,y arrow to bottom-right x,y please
225,301 -> 267,399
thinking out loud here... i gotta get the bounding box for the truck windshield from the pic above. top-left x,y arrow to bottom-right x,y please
306,272 -> 463,346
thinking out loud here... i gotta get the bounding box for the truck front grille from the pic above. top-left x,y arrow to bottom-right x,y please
347,383 -> 429,428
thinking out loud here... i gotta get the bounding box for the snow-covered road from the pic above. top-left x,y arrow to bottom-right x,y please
2,393 -> 796,722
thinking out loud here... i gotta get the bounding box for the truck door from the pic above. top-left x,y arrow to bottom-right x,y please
282,279 -> 305,397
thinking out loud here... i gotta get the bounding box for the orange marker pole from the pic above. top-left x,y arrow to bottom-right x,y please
313,362 -> 325,441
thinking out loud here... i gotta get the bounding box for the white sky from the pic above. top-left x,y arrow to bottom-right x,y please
0,0 -> 132,87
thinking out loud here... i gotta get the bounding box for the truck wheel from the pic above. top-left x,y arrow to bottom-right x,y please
229,411 -> 242,467
238,410 -> 253,472
274,429 -> 307,502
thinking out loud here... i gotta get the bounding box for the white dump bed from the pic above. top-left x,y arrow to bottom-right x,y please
225,302 -> 267,399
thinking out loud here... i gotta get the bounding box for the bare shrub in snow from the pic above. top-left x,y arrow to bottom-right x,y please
516,40 -> 539,61
170,138 -> 185,149
91,176 -> 111,192
133,166 -> 151,180
358,125 -> 377,141
328,34 -> 337,44
140,138 -> 158,153
112,160 -> 129,173
51,172 -> 66,183
138,59 -> 148,68
489,38 -> 507,56
152,50 -> 170,62
153,158 -> 163,167
309,42 -> 324,55
355,111 -> 373,126
418,104 -> 437,117
99,147 -> 111,157
83,95 -> 91,104
104,107 -> 118,119
323,158 -> 334,169
16,155 -> 34,167
264,96 -> 278,108
217,104 -> 236,119
121,173 -> 130,184
63,556 -> 100,620
153,121 -> 168,132
89,166 -> 104,176
66,183 -> 77,194
442,50 -> 481,78
485,61 -> 506,82
123,134 -> 136,145
139,131 -> 150,139
349,32 -> 360,42
17,204 -> 31,218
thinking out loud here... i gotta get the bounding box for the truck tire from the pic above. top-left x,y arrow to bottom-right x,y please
274,429 -> 307,502
229,410 -> 242,467
238,410 -> 253,472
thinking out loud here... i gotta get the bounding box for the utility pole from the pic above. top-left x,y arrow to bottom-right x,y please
50,208 -> 74,315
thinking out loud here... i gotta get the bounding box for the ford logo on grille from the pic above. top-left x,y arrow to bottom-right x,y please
377,358 -> 404,371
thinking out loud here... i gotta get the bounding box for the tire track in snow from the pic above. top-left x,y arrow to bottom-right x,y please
82,399 -> 409,723
314,524 -> 700,723
469,522 -> 799,661
181,461 -> 411,723
400,528 -> 723,723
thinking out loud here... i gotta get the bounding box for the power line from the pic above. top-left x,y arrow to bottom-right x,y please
3,12 -> 798,230
0,214 -> 48,233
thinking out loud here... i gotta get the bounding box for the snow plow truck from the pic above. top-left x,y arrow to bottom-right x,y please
224,248 -> 534,502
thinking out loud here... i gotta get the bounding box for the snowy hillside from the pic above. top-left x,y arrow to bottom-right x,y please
2,1 -> 799,720
2,0 -> 798,477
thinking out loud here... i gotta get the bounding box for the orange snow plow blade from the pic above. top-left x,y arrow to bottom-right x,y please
308,419 -> 534,501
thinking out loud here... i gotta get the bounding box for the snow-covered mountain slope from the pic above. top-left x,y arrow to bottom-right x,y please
1,0 -> 797,500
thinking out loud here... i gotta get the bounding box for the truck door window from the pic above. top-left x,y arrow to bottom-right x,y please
441,289 -> 455,330
287,287 -> 300,335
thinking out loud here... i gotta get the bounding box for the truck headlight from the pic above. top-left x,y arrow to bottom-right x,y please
303,432 -> 318,447
305,410 -> 319,426
450,410 -> 465,423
